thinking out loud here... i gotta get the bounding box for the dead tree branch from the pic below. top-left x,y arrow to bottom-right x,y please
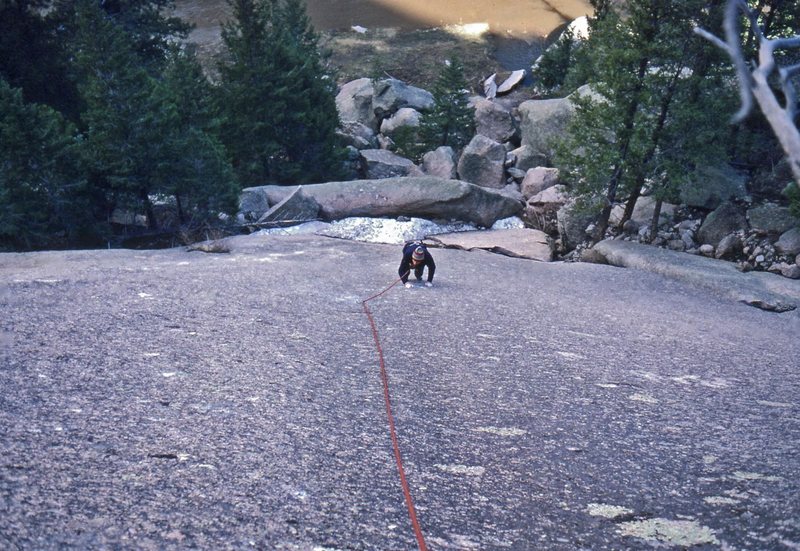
695,0 -> 800,186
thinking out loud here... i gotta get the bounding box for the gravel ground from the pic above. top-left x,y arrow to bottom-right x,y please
1,234 -> 799,550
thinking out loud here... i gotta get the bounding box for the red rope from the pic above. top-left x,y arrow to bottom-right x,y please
362,273 -> 428,551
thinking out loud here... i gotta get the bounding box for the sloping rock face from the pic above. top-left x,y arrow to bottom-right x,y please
241,177 -> 522,227
429,228 -> 553,261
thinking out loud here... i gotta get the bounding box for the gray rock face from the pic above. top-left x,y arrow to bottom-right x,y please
697,202 -> 748,247
372,78 -> 434,120
428,228 -> 553,262
239,188 -> 271,222
336,78 -> 377,130
557,199 -> 599,251
457,135 -> 506,189
242,177 -> 522,227
517,96 -> 575,162
715,233 -> 743,260
679,165 -> 748,210
379,107 -> 421,139
776,227 -> 800,255
359,149 -> 422,179
474,98 -> 517,144
256,186 -> 320,227
510,144 -> 547,172
336,121 -> 378,150
422,147 -> 457,179
520,167 -> 559,200
747,203 -> 797,235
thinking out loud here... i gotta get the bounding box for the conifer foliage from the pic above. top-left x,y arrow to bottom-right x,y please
418,56 -> 475,152
217,0 -> 343,186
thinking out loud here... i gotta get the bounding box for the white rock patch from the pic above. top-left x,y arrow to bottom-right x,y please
617,518 -> 718,546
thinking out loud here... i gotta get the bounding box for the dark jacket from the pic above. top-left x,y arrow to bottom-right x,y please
398,242 -> 435,283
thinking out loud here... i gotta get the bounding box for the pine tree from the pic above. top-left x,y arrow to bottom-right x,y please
417,56 -> 474,152
72,0 -> 237,232
0,78 -> 89,250
216,0 -> 343,186
554,0 -> 736,240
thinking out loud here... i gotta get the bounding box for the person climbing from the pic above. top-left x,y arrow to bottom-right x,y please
399,241 -> 435,288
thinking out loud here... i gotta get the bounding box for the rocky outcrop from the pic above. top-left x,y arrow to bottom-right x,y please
428,228 -> 553,261
371,78 -> 434,120
241,177 -> 522,227
517,97 -> 575,163
422,147 -> 457,179
697,202 -> 749,247
679,165 -> 749,210
359,149 -> 423,179
473,98 -> 517,144
457,135 -> 506,189
520,167 -> 559,199
336,78 -> 378,130
255,186 -> 320,227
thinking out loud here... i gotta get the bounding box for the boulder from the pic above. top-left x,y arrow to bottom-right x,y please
428,228 -> 553,262
372,78 -> 434,120
525,184 -> 568,234
517,96 -> 575,162
422,147 -> 457,179
336,121 -> 378,150
697,202 -> 748,247
775,227 -> 800,255
256,186 -> 320,227
557,198 -> 600,250
680,165 -> 749,210
496,70 -> 526,95
379,107 -> 422,139
747,203 -> 797,235
241,177 -> 522,227
457,135 -> 506,189
511,144 -> 547,172
336,78 -> 378,130
473,98 -> 517,144
610,196 -> 677,228
359,149 -> 423,179
239,188 -> 271,222
520,167 -> 559,200
715,233 -> 743,260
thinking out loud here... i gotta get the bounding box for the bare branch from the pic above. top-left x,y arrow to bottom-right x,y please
695,0 -> 800,186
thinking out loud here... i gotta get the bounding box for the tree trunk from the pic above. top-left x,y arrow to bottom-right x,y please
648,196 -> 663,243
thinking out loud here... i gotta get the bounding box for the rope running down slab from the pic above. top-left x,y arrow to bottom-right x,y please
361,272 -> 428,551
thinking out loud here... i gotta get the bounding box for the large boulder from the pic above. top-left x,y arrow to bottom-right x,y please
520,167 -> 559,200
473,98 -> 517,144
609,195 -> 676,228
680,165 -> 749,210
428,228 -> 553,262
457,134 -> 506,189
372,78 -> 434,121
241,177 -> 522,227
422,146 -> 457,179
775,227 -> 800,255
517,97 -> 575,162
747,203 -> 797,235
697,202 -> 748,247
379,107 -> 422,139
557,198 -> 600,251
256,186 -> 320,227
359,149 -> 423,179
525,184 -> 568,234
336,121 -> 378,150
336,78 -> 378,130
510,144 -> 547,172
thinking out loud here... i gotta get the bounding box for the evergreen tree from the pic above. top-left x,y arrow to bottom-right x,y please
0,79 -> 90,250
554,0 -> 735,240
417,56 -> 474,152
0,0 -> 79,118
216,0 -> 343,186
72,0 -> 237,232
